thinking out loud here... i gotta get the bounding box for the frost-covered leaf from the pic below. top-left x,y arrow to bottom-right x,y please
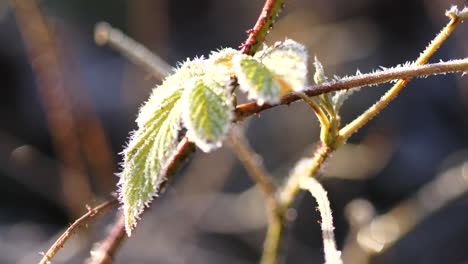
119,59 -> 205,235
313,56 -> 327,85
234,54 -> 281,105
182,77 -> 233,152
137,58 -> 206,127
261,39 -> 309,92
233,39 -> 308,105
207,48 -> 238,76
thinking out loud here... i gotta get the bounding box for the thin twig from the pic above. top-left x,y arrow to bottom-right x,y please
260,143 -> 334,264
38,198 -> 119,264
83,137 -> 195,264
300,177 -> 343,264
339,11 -> 466,139
226,126 -> 285,264
240,0 -> 285,55
296,92 -> 330,141
95,22 -> 172,80
261,213 -> 285,264
11,0 -> 93,217
86,215 -> 126,264
234,57 -> 468,122
280,143 -> 333,208
226,127 -> 277,201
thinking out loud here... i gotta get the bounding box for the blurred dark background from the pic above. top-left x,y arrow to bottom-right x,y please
1,0 -> 468,263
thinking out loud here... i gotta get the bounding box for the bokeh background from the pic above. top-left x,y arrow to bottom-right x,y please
1,0 -> 468,263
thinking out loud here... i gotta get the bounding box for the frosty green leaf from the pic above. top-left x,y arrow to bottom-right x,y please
118,39 -> 312,235
207,48 -> 238,76
119,90 -> 183,235
261,39 -> 309,92
137,58 -> 205,127
234,54 -> 281,105
119,59 -> 205,235
313,56 -> 327,85
182,77 -> 233,152
234,39 -> 309,105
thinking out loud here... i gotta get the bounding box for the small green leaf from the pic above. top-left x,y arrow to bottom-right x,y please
234,54 -> 281,105
234,39 -> 309,105
182,77 -> 233,152
261,39 -> 309,92
119,59 -> 205,235
313,56 -> 327,85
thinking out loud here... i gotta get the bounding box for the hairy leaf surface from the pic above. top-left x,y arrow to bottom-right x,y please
234,55 -> 280,105
182,78 -> 233,152
234,40 -> 308,105
119,59 -> 204,235
261,39 -> 309,93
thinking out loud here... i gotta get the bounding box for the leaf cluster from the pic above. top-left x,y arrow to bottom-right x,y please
119,39 -> 310,234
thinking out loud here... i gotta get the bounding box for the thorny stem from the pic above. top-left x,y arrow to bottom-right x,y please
339,13 -> 465,139
95,22 -> 172,80
41,139 -> 194,264
85,137 -> 196,264
240,0 -> 286,55
234,58 -> 468,122
86,215 -> 126,264
38,198 -> 119,264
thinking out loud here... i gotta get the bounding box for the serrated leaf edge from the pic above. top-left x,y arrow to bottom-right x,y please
233,54 -> 281,105
181,77 -> 233,152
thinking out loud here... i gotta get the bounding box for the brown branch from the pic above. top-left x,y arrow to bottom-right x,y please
84,137 -> 196,264
240,0 -> 286,55
86,215 -> 126,264
38,198 -> 119,264
234,58 -> 468,122
226,127 -> 277,200
226,127 -> 285,261
11,0 -> 93,217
